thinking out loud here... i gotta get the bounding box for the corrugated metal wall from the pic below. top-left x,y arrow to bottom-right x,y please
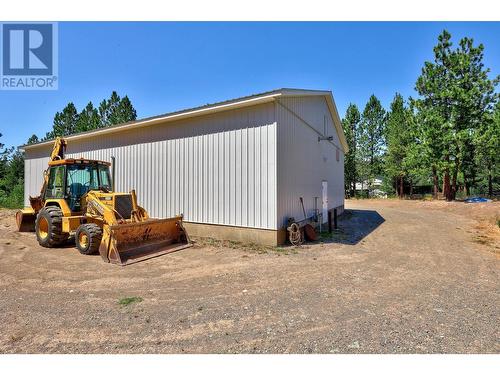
24,103 -> 277,230
276,96 -> 344,229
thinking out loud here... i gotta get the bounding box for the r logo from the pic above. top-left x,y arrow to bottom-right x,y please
1,23 -> 58,90
2,24 -> 53,75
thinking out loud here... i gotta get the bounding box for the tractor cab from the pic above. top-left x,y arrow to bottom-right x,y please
45,159 -> 112,212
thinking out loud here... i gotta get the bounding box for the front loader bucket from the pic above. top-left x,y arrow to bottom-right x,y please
16,209 -> 36,232
99,216 -> 192,266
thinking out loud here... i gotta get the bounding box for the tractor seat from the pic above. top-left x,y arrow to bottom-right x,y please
69,182 -> 84,210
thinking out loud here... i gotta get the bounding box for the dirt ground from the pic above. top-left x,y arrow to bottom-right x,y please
0,199 -> 498,354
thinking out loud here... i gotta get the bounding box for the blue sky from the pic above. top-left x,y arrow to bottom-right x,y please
1,22 -> 499,148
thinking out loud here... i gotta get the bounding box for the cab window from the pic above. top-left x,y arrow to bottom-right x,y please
45,166 -> 65,199
66,164 -> 100,211
98,165 -> 112,190
66,164 -> 99,198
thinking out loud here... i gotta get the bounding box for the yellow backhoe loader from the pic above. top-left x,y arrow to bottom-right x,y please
16,137 -> 192,265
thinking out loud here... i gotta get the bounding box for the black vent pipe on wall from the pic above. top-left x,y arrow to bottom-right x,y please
111,156 -> 116,191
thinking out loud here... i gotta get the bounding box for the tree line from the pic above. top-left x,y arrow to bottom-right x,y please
343,30 -> 499,200
0,91 -> 137,208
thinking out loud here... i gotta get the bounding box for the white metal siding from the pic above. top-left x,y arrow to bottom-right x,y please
24,103 -> 277,230
276,96 -> 344,229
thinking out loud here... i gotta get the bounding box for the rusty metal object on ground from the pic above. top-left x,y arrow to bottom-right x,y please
304,224 -> 317,241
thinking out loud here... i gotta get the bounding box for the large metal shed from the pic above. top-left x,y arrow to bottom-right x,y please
21,88 -> 348,245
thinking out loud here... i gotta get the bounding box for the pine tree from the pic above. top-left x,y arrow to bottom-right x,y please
414,30 -> 499,200
0,134 -> 23,208
99,91 -> 121,127
115,95 -> 137,124
358,95 -> 386,193
475,100 -> 500,196
27,134 -> 39,145
98,92 -> 137,127
33,92 -> 138,142
41,131 -> 55,142
75,102 -> 100,133
452,37 -> 498,198
385,93 -> 413,197
0,133 -> 11,179
2,150 -> 24,189
52,103 -> 79,137
342,104 -> 360,197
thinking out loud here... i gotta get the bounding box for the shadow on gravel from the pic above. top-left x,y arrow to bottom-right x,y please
318,209 -> 385,245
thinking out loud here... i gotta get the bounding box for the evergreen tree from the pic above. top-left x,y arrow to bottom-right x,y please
99,91 -> 123,127
452,37 -> 499,198
114,95 -> 137,124
52,103 -> 79,137
475,100 -> 500,196
0,133 -> 11,179
385,93 -> 413,197
342,104 -> 360,197
404,103 -> 434,195
102,93 -> 137,125
358,95 -> 386,192
414,30 -> 499,200
2,150 -> 24,190
75,102 -> 100,133
0,134 -> 23,208
27,134 -> 39,145
41,131 -> 55,142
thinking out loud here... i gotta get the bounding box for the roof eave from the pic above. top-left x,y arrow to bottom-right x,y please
326,93 -> 349,154
20,91 -> 284,151
19,88 -> 349,153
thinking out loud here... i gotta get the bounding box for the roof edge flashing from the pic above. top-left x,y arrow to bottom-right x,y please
20,88 -> 346,151
20,91 -> 283,151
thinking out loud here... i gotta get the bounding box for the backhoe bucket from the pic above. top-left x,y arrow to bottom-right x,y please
16,208 -> 36,232
99,215 -> 192,265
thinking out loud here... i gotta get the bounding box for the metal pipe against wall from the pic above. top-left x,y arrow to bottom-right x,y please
111,156 -> 116,191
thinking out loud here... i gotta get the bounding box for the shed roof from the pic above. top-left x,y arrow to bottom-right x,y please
20,88 -> 348,153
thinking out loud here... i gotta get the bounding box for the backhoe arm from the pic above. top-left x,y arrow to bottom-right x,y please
50,137 -> 67,162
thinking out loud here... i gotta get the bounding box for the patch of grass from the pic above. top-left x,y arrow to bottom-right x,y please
316,228 -> 349,243
272,246 -> 298,255
473,236 -> 492,246
118,296 -> 143,306
192,236 -> 287,254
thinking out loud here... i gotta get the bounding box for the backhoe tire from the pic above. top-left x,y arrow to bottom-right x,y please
35,206 -> 68,248
75,224 -> 102,255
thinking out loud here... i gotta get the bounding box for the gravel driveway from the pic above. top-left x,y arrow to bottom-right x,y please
0,199 -> 498,353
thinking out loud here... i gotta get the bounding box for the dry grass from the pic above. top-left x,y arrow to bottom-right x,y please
403,199 -> 499,253
191,236 -> 298,255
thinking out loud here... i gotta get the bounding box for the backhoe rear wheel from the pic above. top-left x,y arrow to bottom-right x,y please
35,206 -> 69,247
75,224 -> 102,255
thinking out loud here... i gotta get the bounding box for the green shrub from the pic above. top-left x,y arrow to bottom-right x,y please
0,183 -> 24,209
